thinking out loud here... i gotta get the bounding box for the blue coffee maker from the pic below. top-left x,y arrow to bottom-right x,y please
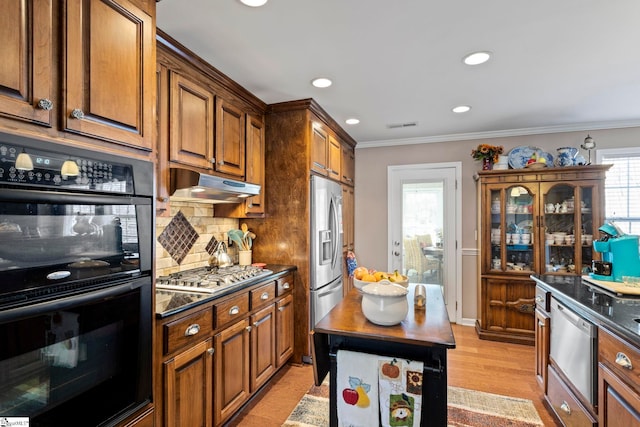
590,222 -> 640,282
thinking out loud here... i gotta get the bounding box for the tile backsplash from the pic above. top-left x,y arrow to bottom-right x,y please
155,201 -> 238,277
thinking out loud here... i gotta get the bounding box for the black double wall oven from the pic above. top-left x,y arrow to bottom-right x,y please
0,133 -> 154,426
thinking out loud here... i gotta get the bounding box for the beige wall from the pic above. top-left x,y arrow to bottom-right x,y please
354,126 -> 640,322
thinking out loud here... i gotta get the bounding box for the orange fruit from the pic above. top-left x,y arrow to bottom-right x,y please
362,273 -> 377,282
353,266 -> 368,280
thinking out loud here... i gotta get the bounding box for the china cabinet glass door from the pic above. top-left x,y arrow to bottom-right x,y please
489,184 -> 537,274
541,182 -> 597,275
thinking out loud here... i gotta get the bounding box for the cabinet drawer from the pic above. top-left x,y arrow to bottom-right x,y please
547,366 -> 596,426
535,285 -> 550,312
251,282 -> 276,308
599,327 -> 640,392
163,309 -> 213,355
214,293 -> 249,328
276,274 -> 294,296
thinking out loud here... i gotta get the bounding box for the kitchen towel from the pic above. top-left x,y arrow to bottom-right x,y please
378,358 -> 423,427
336,349 -> 380,427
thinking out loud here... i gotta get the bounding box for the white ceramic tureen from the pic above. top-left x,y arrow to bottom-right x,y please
360,280 -> 409,326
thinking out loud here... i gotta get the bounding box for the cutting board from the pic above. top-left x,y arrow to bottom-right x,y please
582,275 -> 640,296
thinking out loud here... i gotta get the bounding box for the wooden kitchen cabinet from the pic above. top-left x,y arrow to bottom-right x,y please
534,285 -> 551,392
155,271 -> 296,427
310,123 -> 341,180
164,338 -> 214,427
342,184 -> 355,296
65,0 -> 154,151
168,72 -> 215,170
476,165 -> 609,344
598,327 -> 640,426
0,0 -> 53,127
341,143 -> 355,186
245,98 -> 357,363
0,0 -> 155,155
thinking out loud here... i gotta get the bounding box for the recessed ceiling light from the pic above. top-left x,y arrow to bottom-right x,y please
311,77 -> 332,88
452,105 -> 471,113
463,51 -> 491,65
239,0 -> 268,7
345,118 -> 360,125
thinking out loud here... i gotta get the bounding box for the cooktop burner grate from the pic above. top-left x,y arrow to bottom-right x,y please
156,265 -> 273,294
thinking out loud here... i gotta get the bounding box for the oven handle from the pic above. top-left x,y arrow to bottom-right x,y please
0,281 -> 143,323
0,188 -> 151,205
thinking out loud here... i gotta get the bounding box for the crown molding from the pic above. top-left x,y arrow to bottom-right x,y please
355,119 -> 640,149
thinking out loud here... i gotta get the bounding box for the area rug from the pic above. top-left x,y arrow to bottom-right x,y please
283,379 -> 544,427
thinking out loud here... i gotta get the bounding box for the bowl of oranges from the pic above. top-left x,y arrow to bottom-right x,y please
353,267 -> 408,291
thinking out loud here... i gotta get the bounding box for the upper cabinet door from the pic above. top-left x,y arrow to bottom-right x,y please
310,123 -> 328,176
65,0 -> 154,151
327,135 -> 342,181
245,113 -> 265,215
0,0 -> 53,126
169,72 -> 215,170
215,98 -> 246,178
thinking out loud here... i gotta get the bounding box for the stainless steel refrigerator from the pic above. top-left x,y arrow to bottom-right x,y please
310,175 -> 344,328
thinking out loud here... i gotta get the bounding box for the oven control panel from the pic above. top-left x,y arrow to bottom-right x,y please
0,143 -> 134,193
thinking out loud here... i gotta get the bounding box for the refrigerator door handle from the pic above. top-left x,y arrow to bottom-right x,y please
329,193 -> 341,270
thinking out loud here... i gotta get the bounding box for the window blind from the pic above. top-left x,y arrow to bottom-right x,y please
599,151 -> 640,235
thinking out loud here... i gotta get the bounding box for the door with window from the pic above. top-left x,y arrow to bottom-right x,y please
388,163 -> 460,321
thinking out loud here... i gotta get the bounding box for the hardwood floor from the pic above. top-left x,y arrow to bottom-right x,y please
226,323 -> 561,426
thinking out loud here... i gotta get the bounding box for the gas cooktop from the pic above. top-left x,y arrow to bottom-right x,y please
156,265 -> 273,294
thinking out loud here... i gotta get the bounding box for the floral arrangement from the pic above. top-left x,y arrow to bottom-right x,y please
470,144 -> 504,163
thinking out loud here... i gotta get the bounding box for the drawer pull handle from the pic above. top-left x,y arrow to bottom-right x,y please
229,306 -> 240,315
560,401 -> 571,414
184,324 -> 200,336
616,352 -> 633,370
282,282 -> 290,290
535,296 -> 543,303
261,292 -> 269,300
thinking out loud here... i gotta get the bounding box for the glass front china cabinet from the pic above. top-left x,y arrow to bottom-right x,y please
476,164 -> 611,345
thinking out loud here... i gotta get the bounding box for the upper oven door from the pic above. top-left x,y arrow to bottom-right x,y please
0,189 -> 152,302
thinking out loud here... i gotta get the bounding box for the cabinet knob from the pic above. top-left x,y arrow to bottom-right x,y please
535,296 -> 543,303
538,321 -> 545,327
37,98 -> 53,111
229,306 -> 240,316
560,401 -> 571,414
247,202 -> 253,208
615,352 -> 633,370
393,251 -> 400,256
157,196 -> 169,203
260,292 -> 269,300
278,306 -> 285,312
184,323 -> 200,336
70,108 -> 85,120
282,282 -> 290,290
246,325 -> 252,332
207,348 -> 214,355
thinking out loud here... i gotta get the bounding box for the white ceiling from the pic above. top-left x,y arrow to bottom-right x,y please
156,0 -> 640,148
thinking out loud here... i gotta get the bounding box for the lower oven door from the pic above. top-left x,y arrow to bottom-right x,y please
550,297 -> 597,405
0,278 -> 152,426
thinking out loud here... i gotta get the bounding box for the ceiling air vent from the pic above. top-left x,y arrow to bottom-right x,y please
387,122 -> 418,129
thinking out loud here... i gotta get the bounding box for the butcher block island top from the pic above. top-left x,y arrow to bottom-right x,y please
314,283 -> 456,347
312,283 -> 456,427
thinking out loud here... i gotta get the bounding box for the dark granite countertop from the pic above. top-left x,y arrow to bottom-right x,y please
155,264 -> 296,319
532,274 -> 640,346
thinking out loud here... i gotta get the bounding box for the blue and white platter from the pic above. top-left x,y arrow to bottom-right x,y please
508,146 -> 554,169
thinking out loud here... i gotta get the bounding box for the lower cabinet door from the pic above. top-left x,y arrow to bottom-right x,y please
535,308 -> 550,392
599,363 -> 640,427
163,339 -> 214,427
214,318 -> 250,425
251,304 -> 277,391
276,294 -> 294,367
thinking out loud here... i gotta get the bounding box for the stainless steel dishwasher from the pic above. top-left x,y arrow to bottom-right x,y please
550,297 -> 597,405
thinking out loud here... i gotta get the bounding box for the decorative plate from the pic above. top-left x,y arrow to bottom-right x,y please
508,146 -> 553,169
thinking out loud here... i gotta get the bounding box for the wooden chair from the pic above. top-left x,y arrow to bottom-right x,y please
403,237 -> 440,283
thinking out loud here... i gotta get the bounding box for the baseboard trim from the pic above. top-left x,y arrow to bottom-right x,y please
457,318 -> 477,327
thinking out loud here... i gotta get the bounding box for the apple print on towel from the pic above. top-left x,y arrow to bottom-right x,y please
342,376 -> 371,408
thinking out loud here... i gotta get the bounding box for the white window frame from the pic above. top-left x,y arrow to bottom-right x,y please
596,147 -> 640,234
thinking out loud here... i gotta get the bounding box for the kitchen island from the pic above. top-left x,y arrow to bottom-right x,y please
312,283 -> 456,426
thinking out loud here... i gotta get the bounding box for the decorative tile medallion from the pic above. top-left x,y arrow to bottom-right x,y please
205,236 -> 219,256
157,211 -> 199,264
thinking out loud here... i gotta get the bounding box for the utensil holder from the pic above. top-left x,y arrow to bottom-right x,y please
239,250 -> 252,266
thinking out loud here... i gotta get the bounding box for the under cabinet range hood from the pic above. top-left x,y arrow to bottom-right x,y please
169,167 -> 260,203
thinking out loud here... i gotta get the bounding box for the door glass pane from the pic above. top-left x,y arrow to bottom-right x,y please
543,184 -> 577,273
580,186 -> 594,274
505,186 -> 534,272
490,189 -> 502,270
401,182 -> 443,284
